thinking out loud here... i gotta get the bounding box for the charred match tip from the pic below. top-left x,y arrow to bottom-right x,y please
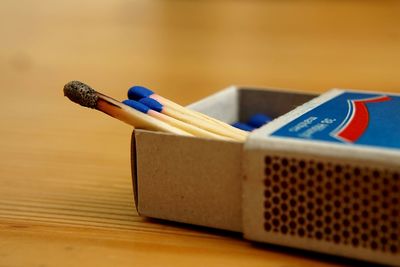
63,81 -> 99,109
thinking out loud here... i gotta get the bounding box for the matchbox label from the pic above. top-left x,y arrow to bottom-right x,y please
272,92 -> 400,149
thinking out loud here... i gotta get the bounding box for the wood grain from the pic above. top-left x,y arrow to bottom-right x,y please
0,0 -> 399,266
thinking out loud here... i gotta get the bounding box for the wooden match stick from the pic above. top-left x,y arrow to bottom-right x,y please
63,81 -> 193,136
123,100 -> 234,141
139,97 -> 246,142
128,86 -> 248,141
153,95 -> 248,137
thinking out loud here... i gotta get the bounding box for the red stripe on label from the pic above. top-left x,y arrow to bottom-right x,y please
337,102 -> 369,142
336,96 -> 391,142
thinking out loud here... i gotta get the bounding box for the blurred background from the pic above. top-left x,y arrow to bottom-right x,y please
2,0 -> 400,101
0,1 -> 399,266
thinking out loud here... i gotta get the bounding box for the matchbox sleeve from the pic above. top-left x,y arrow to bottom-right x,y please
242,89 -> 400,265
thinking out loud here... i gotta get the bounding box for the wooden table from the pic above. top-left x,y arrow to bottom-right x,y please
0,1 -> 399,266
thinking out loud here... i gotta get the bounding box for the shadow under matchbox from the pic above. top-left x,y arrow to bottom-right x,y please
130,86 -> 400,266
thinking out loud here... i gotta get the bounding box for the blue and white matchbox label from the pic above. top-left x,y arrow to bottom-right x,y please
271,91 -> 400,149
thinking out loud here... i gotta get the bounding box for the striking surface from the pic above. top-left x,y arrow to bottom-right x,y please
0,0 -> 399,266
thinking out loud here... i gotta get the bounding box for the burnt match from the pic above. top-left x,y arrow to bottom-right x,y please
63,81 -> 192,136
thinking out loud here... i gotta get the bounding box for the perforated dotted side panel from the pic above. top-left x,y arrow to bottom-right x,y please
263,156 -> 400,254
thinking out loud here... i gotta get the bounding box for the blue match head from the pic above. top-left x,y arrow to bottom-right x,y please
247,113 -> 272,128
122,99 -> 150,114
139,97 -> 163,112
231,122 -> 255,132
127,86 -> 154,100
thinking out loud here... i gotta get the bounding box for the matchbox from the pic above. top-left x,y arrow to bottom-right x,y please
130,86 -> 400,265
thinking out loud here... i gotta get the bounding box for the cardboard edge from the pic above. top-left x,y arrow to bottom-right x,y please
237,85 -> 319,97
250,136 -> 400,165
130,130 -> 139,213
187,85 -> 239,123
187,85 -> 238,109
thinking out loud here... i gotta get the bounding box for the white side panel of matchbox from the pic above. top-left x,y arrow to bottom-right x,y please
135,130 -> 243,232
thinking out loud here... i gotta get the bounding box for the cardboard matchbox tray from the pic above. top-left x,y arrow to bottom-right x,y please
130,86 -> 400,266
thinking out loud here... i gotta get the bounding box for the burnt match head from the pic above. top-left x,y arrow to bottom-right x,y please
63,81 -> 98,109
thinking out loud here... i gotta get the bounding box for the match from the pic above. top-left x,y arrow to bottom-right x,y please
138,97 -> 246,142
122,100 -> 233,141
128,86 -> 248,141
63,81 -> 193,136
